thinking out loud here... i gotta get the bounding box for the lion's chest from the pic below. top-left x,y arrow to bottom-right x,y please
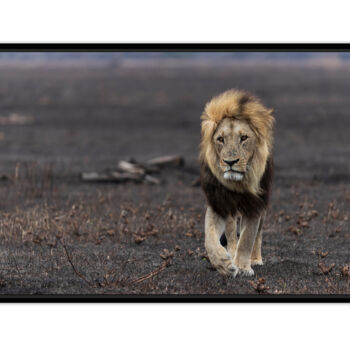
200,160 -> 272,219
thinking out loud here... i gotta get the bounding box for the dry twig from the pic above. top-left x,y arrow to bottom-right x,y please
60,241 -> 95,287
318,262 -> 335,275
131,260 -> 170,284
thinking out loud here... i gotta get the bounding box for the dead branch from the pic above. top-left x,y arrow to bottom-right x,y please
117,160 -> 146,175
81,171 -> 142,183
131,260 -> 170,284
81,154 -> 184,184
60,241 -> 95,288
143,174 -> 160,185
147,155 -> 184,168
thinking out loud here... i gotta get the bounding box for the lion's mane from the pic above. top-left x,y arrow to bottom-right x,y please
199,89 -> 275,218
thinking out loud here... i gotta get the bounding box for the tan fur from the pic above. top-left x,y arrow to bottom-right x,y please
250,214 -> 265,265
204,207 -> 234,275
199,89 -> 274,196
225,215 -> 238,257
232,214 -> 261,275
200,90 -> 274,276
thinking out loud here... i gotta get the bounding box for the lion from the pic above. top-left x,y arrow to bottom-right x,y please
199,89 -> 274,276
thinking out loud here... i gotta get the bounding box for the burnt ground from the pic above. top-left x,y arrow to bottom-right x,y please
0,62 -> 349,296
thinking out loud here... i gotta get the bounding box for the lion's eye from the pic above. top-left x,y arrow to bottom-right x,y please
217,136 -> 224,143
240,135 -> 248,142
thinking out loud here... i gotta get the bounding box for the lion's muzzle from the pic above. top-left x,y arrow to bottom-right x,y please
223,170 -> 244,181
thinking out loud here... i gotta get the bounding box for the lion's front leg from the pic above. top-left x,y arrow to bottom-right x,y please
225,214 -> 238,258
251,214 -> 265,266
205,206 -> 234,275
232,214 -> 261,277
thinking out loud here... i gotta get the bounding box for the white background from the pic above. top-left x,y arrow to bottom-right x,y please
1,0 -> 350,43
0,1 -> 349,349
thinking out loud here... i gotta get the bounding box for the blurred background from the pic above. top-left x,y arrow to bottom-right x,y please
0,51 -> 348,177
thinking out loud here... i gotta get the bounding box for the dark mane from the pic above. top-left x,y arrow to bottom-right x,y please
200,158 -> 273,219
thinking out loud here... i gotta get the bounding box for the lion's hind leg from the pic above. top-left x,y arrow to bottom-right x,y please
205,206 -> 234,275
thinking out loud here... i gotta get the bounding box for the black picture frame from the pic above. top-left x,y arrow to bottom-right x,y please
0,43 -> 349,303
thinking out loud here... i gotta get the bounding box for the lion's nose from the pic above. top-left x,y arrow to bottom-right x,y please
224,159 -> 239,167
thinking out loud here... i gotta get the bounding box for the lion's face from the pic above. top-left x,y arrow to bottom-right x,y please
200,89 -> 274,195
213,118 -> 256,182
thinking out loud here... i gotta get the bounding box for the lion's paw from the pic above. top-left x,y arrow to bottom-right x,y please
207,246 -> 235,276
251,258 -> 264,266
231,261 -> 255,278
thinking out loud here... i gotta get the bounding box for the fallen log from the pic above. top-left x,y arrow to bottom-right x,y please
117,160 -> 146,175
120,159 -> 160,174
144,174 -> 160,185
81,171 -> 142,183
81,155 -> 184,185
147,155 -> 184,168
81,170 -> 160,185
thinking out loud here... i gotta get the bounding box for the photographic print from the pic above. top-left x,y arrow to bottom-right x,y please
0,45 -> 349,300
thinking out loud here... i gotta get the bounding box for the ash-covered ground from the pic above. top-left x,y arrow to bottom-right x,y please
0,61 -> 349,296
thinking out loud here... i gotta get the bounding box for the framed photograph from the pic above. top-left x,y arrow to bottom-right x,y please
0,44 -> 348,301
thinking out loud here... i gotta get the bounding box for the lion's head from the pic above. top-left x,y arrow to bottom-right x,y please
199,89 -> 274,196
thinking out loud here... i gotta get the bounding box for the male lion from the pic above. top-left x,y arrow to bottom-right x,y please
199,89 -> 274,276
